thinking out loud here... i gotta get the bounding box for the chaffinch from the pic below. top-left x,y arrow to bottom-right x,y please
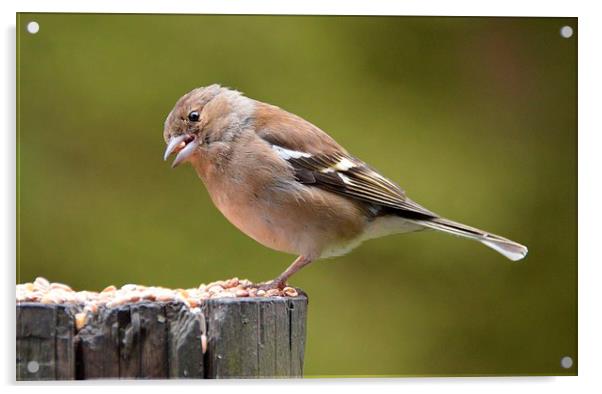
163,84 -> 528,290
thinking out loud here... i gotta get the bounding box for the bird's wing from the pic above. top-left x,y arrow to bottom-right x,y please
285,150 -> 437,217
253,102 -> 436,218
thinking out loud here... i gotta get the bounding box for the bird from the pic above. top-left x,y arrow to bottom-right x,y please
163,84 -> 528,290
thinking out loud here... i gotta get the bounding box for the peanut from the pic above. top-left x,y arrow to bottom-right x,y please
283,287 -> 298,297
33,277 -> 50,292
75,312 -> 87,331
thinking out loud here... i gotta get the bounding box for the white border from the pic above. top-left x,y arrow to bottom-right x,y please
2,1 -> 600,393
0,0 -> 586,16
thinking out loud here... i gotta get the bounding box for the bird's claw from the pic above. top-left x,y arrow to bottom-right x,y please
253,279 -> 287,291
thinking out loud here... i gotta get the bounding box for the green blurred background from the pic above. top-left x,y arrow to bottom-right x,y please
16,14 -> 577,376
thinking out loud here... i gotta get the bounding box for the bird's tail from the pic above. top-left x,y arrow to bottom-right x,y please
412,217 -> 528,261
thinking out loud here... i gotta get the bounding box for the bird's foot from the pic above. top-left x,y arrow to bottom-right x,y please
253,279 -> 286,292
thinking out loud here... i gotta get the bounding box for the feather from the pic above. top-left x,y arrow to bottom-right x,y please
413,217 -> 528,261
271,147 -> 437,219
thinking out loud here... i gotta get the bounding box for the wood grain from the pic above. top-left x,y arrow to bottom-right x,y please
16,294 -> 307,380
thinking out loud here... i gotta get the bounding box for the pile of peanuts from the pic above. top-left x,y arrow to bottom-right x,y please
17,277 -> 299,331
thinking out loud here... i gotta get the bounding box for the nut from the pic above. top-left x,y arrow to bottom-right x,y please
75,292 -> 91,304
50,282 -> 73,292
266,289 -> 281,297
186,289 -> 200,298
176,289 -> 189,298
235,289 -> 249,297
127,294 -> 141,303
40,293 -> 60,304
140,290 -> 156,301
208,285 -> 224,295
175,293 -> 191,308
75,312 -> 87,331
33,277 -> 50,292
211,292 -> 236,299
155,292 -> 175,302
107,295 -> 129,307
224,278 -> 239,288
24,291 -> 43,302
57,291 -> 76,303
256,289 -> 266,296
101,285 -> 116,293
239,279 -> 252,288
283,287 -> 298,297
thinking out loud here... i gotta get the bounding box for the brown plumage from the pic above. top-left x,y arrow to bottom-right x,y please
163,84 -> 528,289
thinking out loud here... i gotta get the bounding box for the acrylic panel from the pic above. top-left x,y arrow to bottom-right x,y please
16,13 -> 577,378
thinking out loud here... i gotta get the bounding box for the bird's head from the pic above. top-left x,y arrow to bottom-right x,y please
163,84 -> 244,168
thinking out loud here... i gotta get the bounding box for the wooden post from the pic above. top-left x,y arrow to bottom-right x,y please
203,296 -> 307,378
17,304 -> 77,380
16,293 -> 308,380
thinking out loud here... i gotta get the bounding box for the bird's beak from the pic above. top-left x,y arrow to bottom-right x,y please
163,134 -> 199,168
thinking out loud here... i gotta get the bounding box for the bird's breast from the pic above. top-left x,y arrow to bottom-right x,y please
197,168 -> 367,258
204,180 -> 307,255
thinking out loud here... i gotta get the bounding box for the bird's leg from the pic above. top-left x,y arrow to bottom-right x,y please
256,255 -> 313,291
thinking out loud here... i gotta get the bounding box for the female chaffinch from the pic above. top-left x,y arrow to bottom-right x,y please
163,84 -> 527,290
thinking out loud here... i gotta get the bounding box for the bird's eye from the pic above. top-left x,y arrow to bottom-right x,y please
188,111 -> 200,122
